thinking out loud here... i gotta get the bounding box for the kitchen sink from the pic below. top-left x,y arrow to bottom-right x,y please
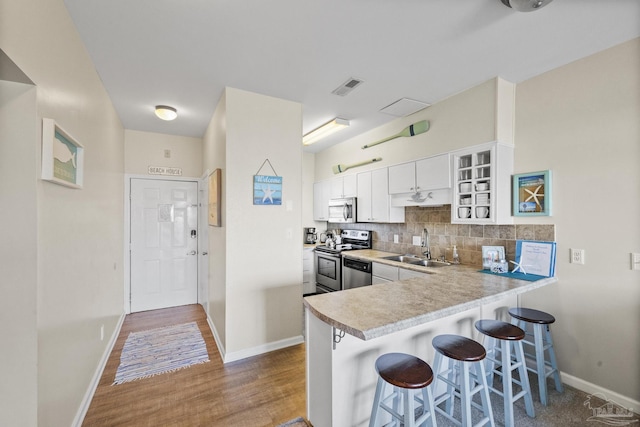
381,255 -> 451,267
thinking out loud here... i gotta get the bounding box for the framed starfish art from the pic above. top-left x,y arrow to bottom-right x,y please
513,170 -> 552,216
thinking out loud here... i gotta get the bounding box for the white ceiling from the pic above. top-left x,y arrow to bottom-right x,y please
64,0 -> 640,152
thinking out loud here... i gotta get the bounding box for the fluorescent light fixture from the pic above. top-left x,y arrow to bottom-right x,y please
303,118 -> 349,145
155,105 -> 178,121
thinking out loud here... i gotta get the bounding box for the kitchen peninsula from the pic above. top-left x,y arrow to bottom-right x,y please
303,249 -> 557,427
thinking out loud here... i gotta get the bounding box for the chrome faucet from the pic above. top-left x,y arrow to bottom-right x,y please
421,228 -> 431,260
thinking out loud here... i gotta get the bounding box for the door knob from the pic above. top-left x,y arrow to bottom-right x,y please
187,250 -> 197,255
201,251 -> 208,255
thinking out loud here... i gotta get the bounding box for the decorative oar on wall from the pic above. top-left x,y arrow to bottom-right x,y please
361,120 -> 430,149
333,158 -> 382,174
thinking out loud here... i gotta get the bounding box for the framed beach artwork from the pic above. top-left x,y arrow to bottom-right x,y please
41,118 -> 84,189
513,170 -> 552,217
208,169 -> 221,227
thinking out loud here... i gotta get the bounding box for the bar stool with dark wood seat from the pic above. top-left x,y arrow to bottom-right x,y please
431,334 -> 495,427
369,353 -> 437,427
475,320 -> 535,427
509,307 -> 563,406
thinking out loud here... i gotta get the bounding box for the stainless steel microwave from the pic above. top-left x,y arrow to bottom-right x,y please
328,197 -> 356,223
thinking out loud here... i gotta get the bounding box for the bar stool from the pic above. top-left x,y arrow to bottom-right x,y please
432,334 -> 495,427
509,307 -> 563,406
369,353 -> 437,427
475,320 -> 535,427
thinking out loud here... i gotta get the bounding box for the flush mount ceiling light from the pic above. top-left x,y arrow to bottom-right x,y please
303,118 -> 350,146
154,105 -> 178,121
500,0 -> 554,12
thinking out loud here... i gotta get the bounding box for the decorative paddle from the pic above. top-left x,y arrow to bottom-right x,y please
333,157 -> 382,174
361,120 -> 430,149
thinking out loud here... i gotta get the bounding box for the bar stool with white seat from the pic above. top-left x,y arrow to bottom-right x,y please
508,307 -> 563,406
369,352 -> 437,427
475,320 -> 535,427
431,334 -> 495,427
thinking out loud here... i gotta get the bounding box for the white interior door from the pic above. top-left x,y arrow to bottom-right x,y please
130,178 -> 198,312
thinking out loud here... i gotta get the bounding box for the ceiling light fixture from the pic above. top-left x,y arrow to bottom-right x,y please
303,118 -> 349,146
500,0 -> 554,12
155,105 -> 178,121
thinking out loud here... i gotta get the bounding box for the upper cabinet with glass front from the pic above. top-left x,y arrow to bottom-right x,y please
451,142 -> 514,224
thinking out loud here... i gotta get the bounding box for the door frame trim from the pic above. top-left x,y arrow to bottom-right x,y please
123,174 -> 201,314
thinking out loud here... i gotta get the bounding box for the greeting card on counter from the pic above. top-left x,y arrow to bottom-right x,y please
515,240 -> 557,277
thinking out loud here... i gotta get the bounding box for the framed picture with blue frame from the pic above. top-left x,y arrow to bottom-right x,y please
513,170 -> 551,216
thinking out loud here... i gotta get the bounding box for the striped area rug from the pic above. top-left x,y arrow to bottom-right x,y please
113,321 -> 209,385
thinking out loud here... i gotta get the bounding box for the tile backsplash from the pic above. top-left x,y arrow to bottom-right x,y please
329,205 -> 555,268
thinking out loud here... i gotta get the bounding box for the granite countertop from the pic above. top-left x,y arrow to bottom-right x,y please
303,249 -> 557,341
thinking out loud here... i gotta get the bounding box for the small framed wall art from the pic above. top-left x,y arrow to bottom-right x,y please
208,169 -> 222,227
41,118 -> 84,189
513,170 -> 552,216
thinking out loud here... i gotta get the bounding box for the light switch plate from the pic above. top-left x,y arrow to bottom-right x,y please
412,236 -> 421,246
632,253 -> 640,270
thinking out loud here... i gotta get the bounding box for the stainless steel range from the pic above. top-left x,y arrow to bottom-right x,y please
314,230 -> 372,293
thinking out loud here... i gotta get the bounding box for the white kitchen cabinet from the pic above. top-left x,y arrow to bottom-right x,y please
416,154 -> 451,191
398,268 -> 429,280
329,175 -> 357,199
313,180 -> 331,221
303,247 -> 316,294
451,142 -> 514,224
373,262 -> 429,282
388,154 -> 451,195
357,168 -> 404,223
372,262 -> 398,282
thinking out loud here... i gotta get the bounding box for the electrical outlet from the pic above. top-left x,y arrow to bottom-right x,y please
100,325 -> 104,341
570,248 -> 585,264
631,253 -> 640,270
394,234 -> 399,244
412,236 -> 421,246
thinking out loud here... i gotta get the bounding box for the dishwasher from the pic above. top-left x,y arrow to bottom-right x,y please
342,257 -> 372,290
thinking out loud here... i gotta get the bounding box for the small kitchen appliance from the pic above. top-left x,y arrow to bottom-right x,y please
304,227 -> 317,244
314,229 -> 372,293
328,197 -> 357,223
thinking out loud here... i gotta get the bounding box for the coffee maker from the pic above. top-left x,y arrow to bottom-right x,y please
304,227 -> 317,244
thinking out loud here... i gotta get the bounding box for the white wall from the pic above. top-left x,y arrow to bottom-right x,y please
516,37 -> 640,403
124,129 -> 203,177
0,1 -> 125,425
0,80 -> 38,427
204,87 -> 304,360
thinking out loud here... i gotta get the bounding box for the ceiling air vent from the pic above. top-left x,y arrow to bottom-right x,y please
331,77 -> 364,97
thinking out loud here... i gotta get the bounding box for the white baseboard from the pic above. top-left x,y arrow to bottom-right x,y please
204,313 -> 304,364
561,370 -> 640,413
206,315 -> 226,362
72,313 -> 126,427
224,335 -> 304,363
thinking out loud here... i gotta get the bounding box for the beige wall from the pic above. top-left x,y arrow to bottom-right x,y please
516,37 -> 640,403
124,129 -> 203,177
203,90 -> 228,348
314,78 -> 500,181
0,80 -> 38,427
204,87 -> 304,360
0,1 -> 125,425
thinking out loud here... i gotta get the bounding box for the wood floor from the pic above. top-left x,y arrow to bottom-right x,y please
82,304 -> 307,426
